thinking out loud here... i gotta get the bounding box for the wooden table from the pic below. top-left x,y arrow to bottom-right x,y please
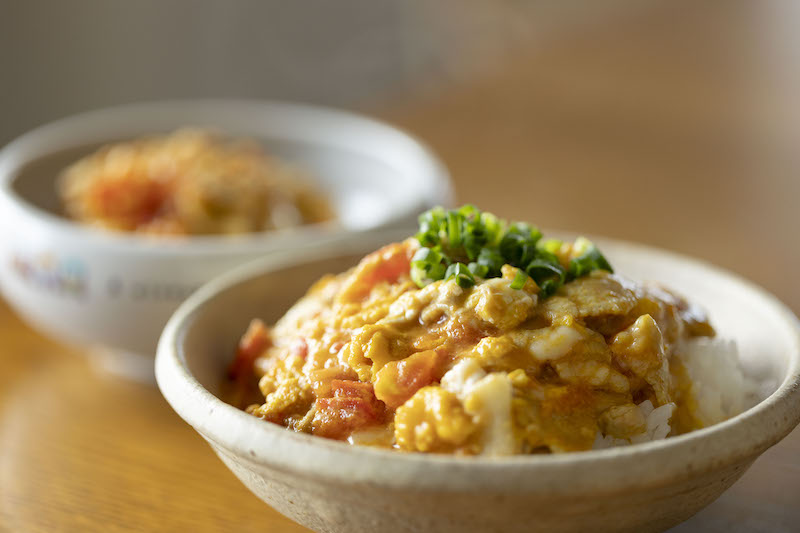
2,2 -> 799,532
1,297 -> 798,533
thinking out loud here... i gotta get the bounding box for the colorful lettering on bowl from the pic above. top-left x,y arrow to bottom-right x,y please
11,253 -> 87,298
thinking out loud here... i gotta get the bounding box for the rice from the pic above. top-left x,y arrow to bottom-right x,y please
593,338 -> 757,449
677,338 -> 759,427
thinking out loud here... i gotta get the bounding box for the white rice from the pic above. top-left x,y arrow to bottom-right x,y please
594,338 -> 758,449
678,338 -> 760,427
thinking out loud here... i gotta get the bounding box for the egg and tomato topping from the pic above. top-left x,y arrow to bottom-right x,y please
234,208 -> 713,455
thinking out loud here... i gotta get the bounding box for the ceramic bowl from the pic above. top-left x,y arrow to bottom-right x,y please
156,232 -> 800,533
0,100 -> 452,379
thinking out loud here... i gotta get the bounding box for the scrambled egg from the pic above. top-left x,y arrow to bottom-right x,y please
237,239 -> 713,455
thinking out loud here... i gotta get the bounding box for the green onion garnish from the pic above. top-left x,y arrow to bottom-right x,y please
411,206 -> 613,297
509,269 -> 529,290
525,258 -> 566,298
567,236 -> 614,279
444,262 -> 475,288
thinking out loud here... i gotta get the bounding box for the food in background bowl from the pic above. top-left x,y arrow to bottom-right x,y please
0,100 -> 452,380
58,129 -> 333,235
230,205 -> 753,455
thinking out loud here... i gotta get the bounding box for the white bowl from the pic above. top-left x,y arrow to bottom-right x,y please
0,100 -> 452,379
156,233 -> 800,533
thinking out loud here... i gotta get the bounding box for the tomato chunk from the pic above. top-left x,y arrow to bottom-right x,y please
310,367 -> 359,398
312,380 -> 385,439
228,319 -> 270,381
374,349 -> 446,409
89,176 -> 168,229
337,241 -> 414,302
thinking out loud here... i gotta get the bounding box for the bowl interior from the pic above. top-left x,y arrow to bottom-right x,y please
1,100 -> 452,233
179,238 -> 793,414
184,252 -> 363,390
9,140 -> 401,231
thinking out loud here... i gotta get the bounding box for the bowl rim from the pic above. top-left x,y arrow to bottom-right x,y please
156,231 -> 800,493
0,99 -> 453,254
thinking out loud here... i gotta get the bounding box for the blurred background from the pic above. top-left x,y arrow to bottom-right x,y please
0,0 -> 645,140
3,0 -> 796,313
2,1 -> 799,531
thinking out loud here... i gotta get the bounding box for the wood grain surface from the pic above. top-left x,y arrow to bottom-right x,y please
2,2 -> 799,532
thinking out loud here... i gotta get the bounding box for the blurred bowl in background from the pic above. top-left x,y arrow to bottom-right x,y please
0,100 -> 452,381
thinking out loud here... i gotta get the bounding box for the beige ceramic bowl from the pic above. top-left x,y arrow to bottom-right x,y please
156,231 -> 800,533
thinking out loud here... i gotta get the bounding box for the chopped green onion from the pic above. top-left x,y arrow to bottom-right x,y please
443,262 -> 458,278
477,248 -> 504,277
416,207 -> 447,247
568,238 -> 613,279
467,262 -> 489,278
525,258 -> 565,279
457,204 -> 480,218
571,236 -> 592,256
447,211 -> 462,248
538,238 -> 563,255
411,265 -> 433,287
538,279 -> 560,298
525,258 -> 566,297
410,247 -> 448,287
519,243 -> 538,266
411,206 -> 613,297
480,212 -> 505,246
462,232 -> 483,261
509,269 -> 529,290
444,263 -> 475,288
